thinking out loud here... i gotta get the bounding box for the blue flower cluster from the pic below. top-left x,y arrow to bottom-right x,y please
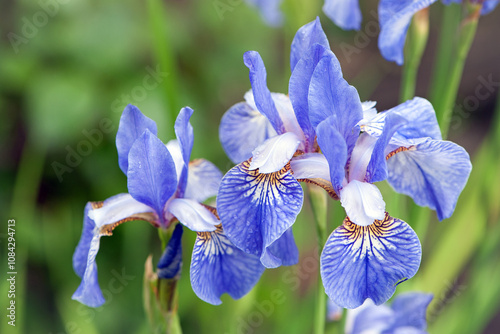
72,16 -> 471,319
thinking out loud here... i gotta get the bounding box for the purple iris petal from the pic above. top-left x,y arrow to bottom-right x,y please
265,228 -> 299,266
289,44 -> 333,152
245,0 -> 283,27
378,0 -> 438,65
243,51 -> 285,134
316,116 -> 348,194
73,202 -> 96,278
390,292 -> 433,330
323,0 -> 362,31
217,160 -> 303,268
309,52 -> 363,156
174,107 -> 194,197
190,226 -> 265,305
116,104 -> 158,175
127,129 -> 178,222
184,159 -> 223,203
386,138 -> 472,220
157,223 -> 183,279
290,17 -> 330,72
321,215 -> 421,309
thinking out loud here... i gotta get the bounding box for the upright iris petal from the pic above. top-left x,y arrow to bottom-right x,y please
323,0 -> 362,31
378,0 -> 438,65
173,107 -> 194,197
321,214 -> 421,309
290,17 -> 330,72
127,130 -> 178,223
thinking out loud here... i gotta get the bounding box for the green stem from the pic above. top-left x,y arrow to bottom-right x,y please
428,3 -> 461,105
308,184 -> 328,334
400,8 -> 430,103
435,3 -> 482,138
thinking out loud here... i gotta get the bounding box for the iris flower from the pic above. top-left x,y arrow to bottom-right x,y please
244,0 -> 283,26
306,48 -> 471,308
345,292 -> 433,334
72,105 -> 264,307
217,18 -> 337,269
324,0 -> 499,65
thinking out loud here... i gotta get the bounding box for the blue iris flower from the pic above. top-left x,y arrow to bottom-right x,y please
217,18 -> 338,269
72,105 -> 264,307
345,292 -> 433,334
244,0 -> 284,26
324,0 -> 499,65
306,47 -> 471,308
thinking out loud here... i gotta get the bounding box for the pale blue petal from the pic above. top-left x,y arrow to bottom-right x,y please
309,53 -> 363,155
289,44 -> 332,151
340,180 -> 386,226
168,198 -> 218,232
244,51 -> 285,133
245,0 -> 283,26
290,153 -> 331,181
321,215 -> 421,309
327,299 -> 343,322
217,160 -> 303,268
348,301 -> 393,334
185,159 -> 223,203
316,116 -> 348,193
249,132 -> 301,173
174,107 -> 194,197
387,138 -> 472,220
219,100 -> 277,164
127,130 -> 178,221
157,223 -> 183,279
378,0 -> 438,65
116,104 -> 158,175
323,0 -> 362,30
481,0 -> 499,15
390,292 -> 433,330
290,17 -> 330,71
190,226 -> 265,305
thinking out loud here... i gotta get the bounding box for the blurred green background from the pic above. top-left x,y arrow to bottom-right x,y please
1,0 -> 499,333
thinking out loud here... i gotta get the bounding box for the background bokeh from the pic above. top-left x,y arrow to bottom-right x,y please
1,0 -> 499,333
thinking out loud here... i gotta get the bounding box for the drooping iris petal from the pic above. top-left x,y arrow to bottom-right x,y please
309,53 -> 363,155
217,160 -> 303,268
168,198 -> 218,232
316,116 -> 348,193
116,104 -> 158,175
321,214 -> 421,309
219,100 -> 277,164
157,223 -> 183,279
365,113 -> 407,183
190,226 -> 265,305
378,0 -> 438,65
361,97 -> 442,142
184,159 -> 223,203
289,44 -> 332,151
72,234 -> 105,307
87,193 -> 156,228
323,0 -> 362,31
127,130 -> 178,221
265,228 -> 299,266
386,138 -> 472,220
290,17 -> 330,72
243,51 -> 285,134
73,202 -> 97,277
481,0 -> 499,15
390,292 -> 433,330
244,0 -> 283,27
249,132 -> 301,173
290,153 -> 331,181
174,107 -> 194,197
340,180 -> 386,226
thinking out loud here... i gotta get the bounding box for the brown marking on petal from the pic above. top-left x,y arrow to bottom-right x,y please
188,159 -> 204,168
342,212 -> 393,240
298,178 -> 339,200
386,146 -> 415,160
99,212 -> 159,236
201,204 -> 220,220
90,201 -> 104,209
